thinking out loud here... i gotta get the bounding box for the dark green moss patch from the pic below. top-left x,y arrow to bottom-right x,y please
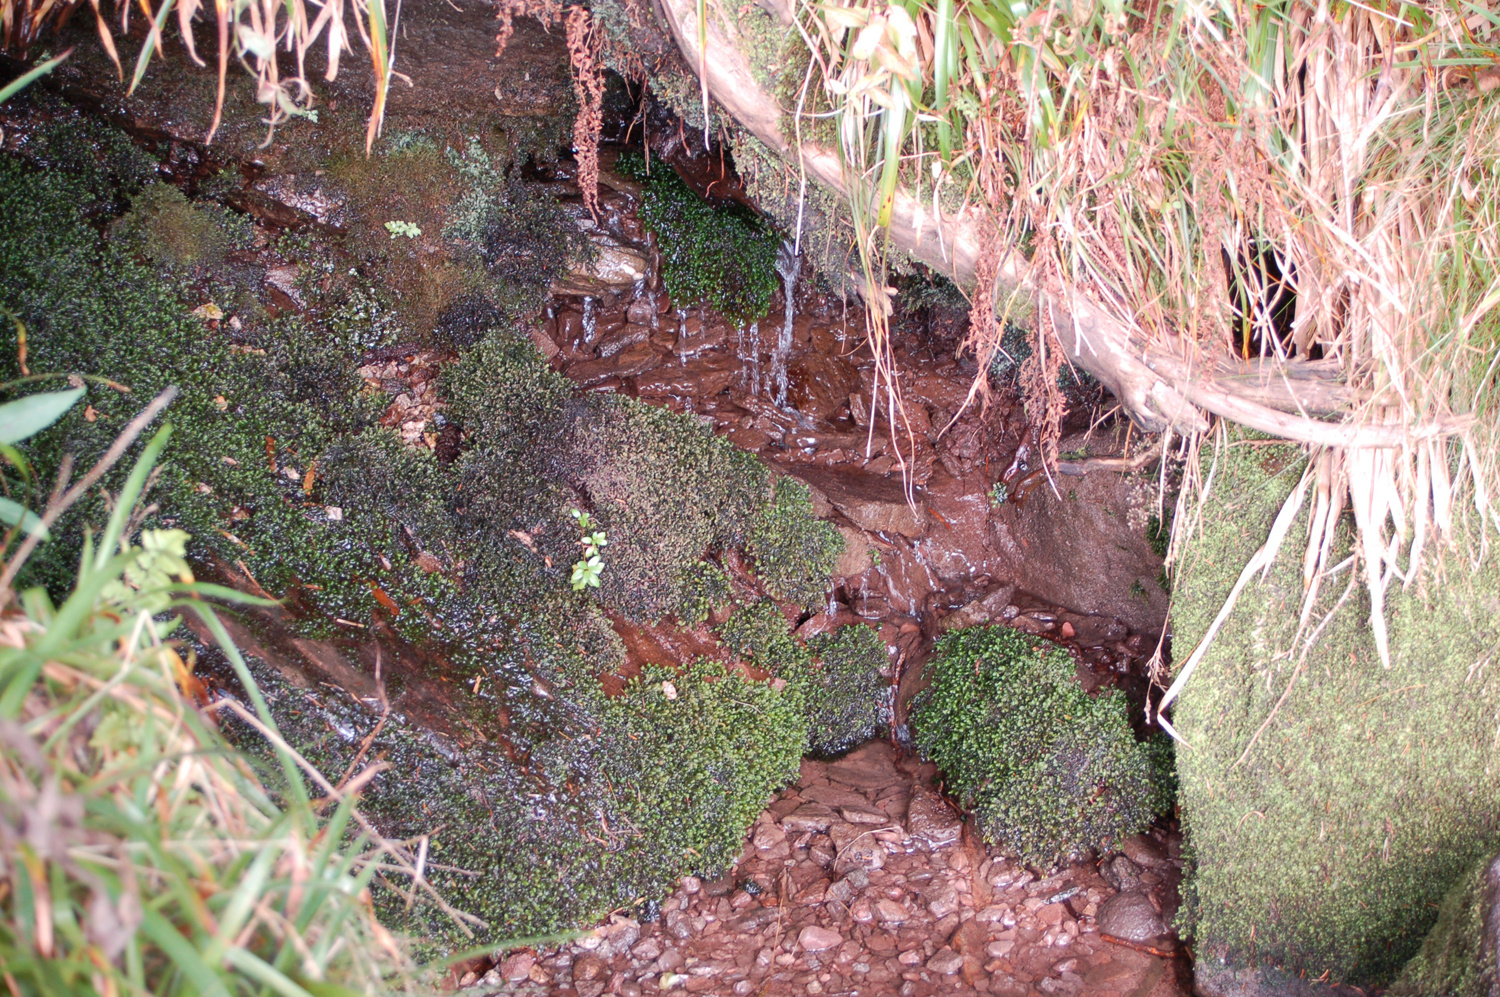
914,626 -> 1172,868
719,599 -> 889,756
615,151 -> 781,322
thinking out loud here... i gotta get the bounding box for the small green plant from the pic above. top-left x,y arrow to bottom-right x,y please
570,507 -> 607,591
385,219 -> 422,238
989,481 -> 1008,506
914,626 -> 1173,867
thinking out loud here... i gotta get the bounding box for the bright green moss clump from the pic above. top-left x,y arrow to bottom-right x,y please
719,599 -> 889,755
1172,434 -> 1500,986
747,476 -> 845,606
615,151 -> 782,322
914,626 -> 1172,868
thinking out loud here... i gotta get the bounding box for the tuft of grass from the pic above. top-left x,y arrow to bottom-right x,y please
0,390 -> 458,996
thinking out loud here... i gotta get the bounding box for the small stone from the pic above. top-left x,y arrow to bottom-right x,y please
1038,903 -> 1066,926
799,926 -> 843,951
499,952 -> 534,982
1120,834 -> 1169,869
752,821 -> 787,849
905,785 -> 962,847
1097,890 -> 1167,943
631,937 -> 663,961
1054,958 -> 1078,975
874,898 -> 910,923
573,954 -> 606,981
897,949 -> 923,966
829,821 -> 886,869
682,875 -> 702,894
840,802 -> 890,825
986,939 -> 1015,959
924,882 -> 960,919
783,803 -> 840,834
794,881 -> 829,905
927,948 -> 964,975
825,878 -> 856,906
849,897 -> 875,923
620,983 -> 642,997
1100,854 -> 1143,892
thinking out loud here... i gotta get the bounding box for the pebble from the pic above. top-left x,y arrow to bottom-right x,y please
927,947 -> 964,975
1097,889 -> 1168,942
798,926 -> 843,951
478,743 -> 1186,997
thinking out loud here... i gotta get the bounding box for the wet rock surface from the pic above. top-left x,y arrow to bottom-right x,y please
459,740 -> 1189,997
530,180 -> 1175,709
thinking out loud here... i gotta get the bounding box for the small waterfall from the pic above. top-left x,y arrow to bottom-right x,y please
748,321 -> 762,398
581,297 -> 597,345
772,242 -> 799,408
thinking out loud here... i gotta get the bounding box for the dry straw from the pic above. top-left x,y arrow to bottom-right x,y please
794,0 -> 1500,710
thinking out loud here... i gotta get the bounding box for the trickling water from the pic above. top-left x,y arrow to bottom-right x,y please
581,297 -> 597,345
748,321 -> 762,398
772,241 -> 799,407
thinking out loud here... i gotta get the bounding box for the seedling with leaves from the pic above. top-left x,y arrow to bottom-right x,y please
569,507 -> 607,592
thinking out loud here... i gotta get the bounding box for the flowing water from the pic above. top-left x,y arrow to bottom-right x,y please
772,241 -> 799,408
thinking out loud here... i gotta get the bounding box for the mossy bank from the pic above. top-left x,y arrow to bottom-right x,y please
0,114 -> 885,947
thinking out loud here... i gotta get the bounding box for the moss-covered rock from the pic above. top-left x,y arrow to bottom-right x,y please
1172,436 -> 1500,986
0,120 -> 853,947
1389,851 -> 1500,997
719,599 -> 889,755
913,626 -> 1173,868
615,151 -> 782,323
747,476 -> 845,607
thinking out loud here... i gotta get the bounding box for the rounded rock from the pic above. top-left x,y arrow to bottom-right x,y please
799,926 -> 844,951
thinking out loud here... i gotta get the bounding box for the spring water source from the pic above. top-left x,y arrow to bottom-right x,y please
772,241 -> 799,408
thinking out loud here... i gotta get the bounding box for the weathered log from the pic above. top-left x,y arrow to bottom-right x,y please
652,0 -> 1464,446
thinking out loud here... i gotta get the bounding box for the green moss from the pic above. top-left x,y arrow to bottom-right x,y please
803,624 -> 890,756
719,600 -> 888,756
1172,432 -> 1500,985
615,151 -> 782,322
0,118 -> 855,950
112,182 -> 250,275
555,394 -> 770,622
914,626 -> 1172,868
1389,853 -> 1496,997
442,139 -> 592,318
747,476 -> 844,606
218,646 -> 803,948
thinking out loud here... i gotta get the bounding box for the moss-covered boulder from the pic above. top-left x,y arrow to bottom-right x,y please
1172,439 -> 1500,988
913,626 -> 1173,868
1389,851 -> 1500,997
719,599 -> 890,756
